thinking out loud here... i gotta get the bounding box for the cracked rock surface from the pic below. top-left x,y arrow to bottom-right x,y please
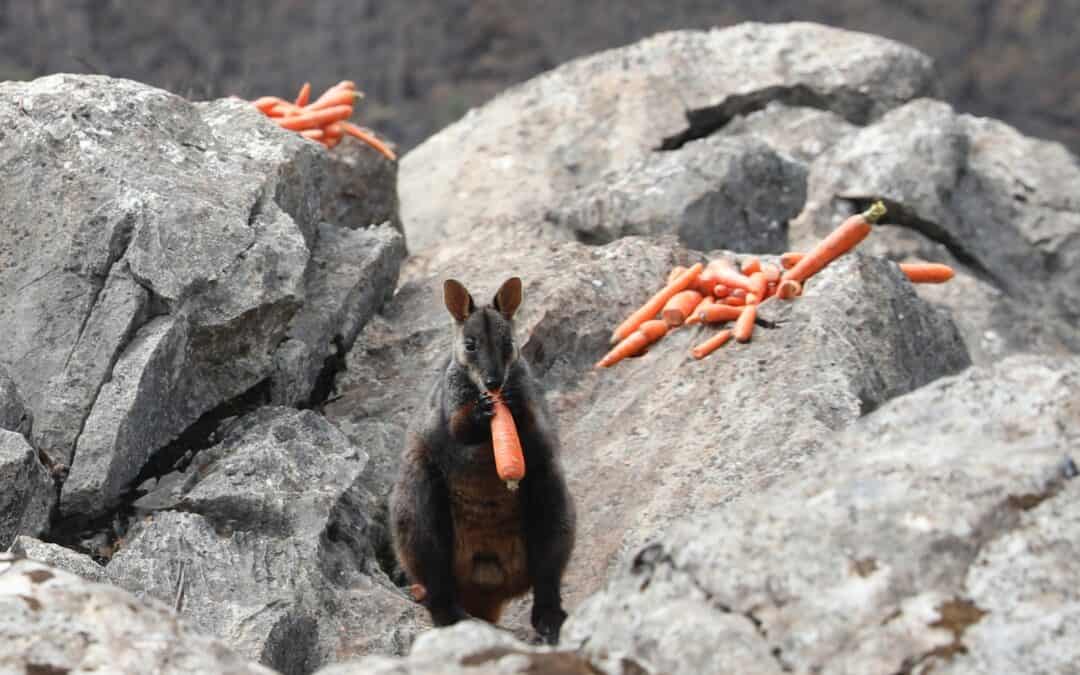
105,407 -> 425,674
0,430 -> 54,549
0,74 -> 404,522
0,553 -> 275,675
400,22 -> 936,252
563,354 -> 1080,674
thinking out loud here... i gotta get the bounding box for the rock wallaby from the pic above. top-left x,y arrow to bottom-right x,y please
389,277 -> 576,643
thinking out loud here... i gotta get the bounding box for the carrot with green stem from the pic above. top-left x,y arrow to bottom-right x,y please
489,390 -> 525,490
691,329 -> 733,360
899,262 -> 955,283
610,263 -> 703,344
597,319 -> 668,368
782,201 -> 887,284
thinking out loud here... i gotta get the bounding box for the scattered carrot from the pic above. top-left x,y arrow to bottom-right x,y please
610,263 -> 703,344
294,82 -> 311,107
684,296 -> 715,325
782,201 -> 887,284
490,390 -> 525,489
762,264 -> 782,283
741,257 -> 762,275
899,262 -> 955,284
691,329 -> 733,360
251,81 -> 396,159
775,279 -> 802,300
697,304 -> 744,324
597,319 -> 668,368
779,252 -> 805,270
723,295 -> 746,307
734,305 -> 757,343
748,271 -> 768,299
667,266 -> 687,284
662,290 -> 704,327
746,292 -> 762,305
709,263 -> 757,294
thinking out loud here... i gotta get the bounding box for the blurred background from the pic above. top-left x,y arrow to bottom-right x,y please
3,0 -> 1077,154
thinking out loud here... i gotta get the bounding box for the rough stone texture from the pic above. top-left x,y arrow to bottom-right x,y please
328,222 -> 970,635
9,535 -> 108,584
0,553 -> 276,675
0,429 -> 54,549
719,102 -> 858,164
0,74 -> 402,521
791,98 -> 1080,364
564,354 -> 1080,674
314,621 -> 611,675
0,365 -> 32,437
320,141 -> 402,235
400,22 -> 937,251
106,407 -> 424,674
544,135 -> 806,252
270,223 -> 406,407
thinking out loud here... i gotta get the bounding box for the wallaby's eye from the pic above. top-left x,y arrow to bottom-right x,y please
464,338 -> 477,353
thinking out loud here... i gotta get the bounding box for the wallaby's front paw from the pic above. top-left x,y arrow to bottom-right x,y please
531,605 -> 567,645
473,391 -> 496,422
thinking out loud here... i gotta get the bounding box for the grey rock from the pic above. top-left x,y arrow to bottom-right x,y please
545,135 -> 806,252
321,138 -> 402,235
0,366 -> 31,437
0,74 -> 402,521
9,535 -> 108,584
720,102 -> 859,164
270,223 -> 406,407
106,407 -> 423,673
0,430 -> 54,549
792,98 -> 1080,363
400,22 -> 937,251
315,621 -> 610,675
0,554 -> 275,675
328,223 -> 970,636
564,354 -> 1080,674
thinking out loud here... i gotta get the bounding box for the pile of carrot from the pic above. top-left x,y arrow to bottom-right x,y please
252,81 -> 397,160
596,201 -> 957,365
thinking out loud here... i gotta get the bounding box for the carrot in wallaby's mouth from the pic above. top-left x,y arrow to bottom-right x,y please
489,390 -> 525,490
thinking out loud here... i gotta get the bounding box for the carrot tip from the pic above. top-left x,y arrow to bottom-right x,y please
863,200 -> 887,224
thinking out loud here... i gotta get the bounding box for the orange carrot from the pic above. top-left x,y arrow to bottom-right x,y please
610,263 -> 703,344
766,281 -> 778,297
276,104 -> 354,131
709,263 -> 757,294
762,264 -> 782,283
775,279 -> 802,300
723,295 -> 746,307
782,201 -> 886,284
667,266 -> 687,284
899,262 -> 955,283
300,129 -> 325,140
691,329 -> 733,360
254,96 -> 289,112
662,290 -> 704,327
342,122 -> 398,160
697,304 -> 744,324
294,82 -> 312,107
746,292 -> 761,305
779,252 -> 805,270
307,86 -> 360,111
748,271 -> 768,298
490,390 -> 525,488
741,256 -> 762,275
684,296 -> 714,325
712,284 -> 731,299
734,305 -> 757,342
597,319 -> 668,368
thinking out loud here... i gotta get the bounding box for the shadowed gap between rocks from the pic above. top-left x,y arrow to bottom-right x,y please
43,378 -> 273,563
659,84 -> 876,151
845,195 -> 1010,293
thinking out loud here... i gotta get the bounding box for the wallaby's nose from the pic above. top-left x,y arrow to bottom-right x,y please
484,376 -> 501,391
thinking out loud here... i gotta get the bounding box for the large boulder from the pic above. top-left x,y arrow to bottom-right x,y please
788,98 -> 1080,363
327,220 -> 971,635
0,74 -> 404,521
400,22 -> 937,251
0,430 -> 54,549
0,553 -> 275,675
564,354 -> 1080,674
0,366 -> 32,437
105,407 -> 425,674
9,535 -> 109,584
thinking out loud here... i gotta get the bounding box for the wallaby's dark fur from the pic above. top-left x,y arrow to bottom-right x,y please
389,277 -> 576,644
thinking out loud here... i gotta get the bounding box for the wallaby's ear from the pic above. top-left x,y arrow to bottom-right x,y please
492,277 -> 523,320
444,279 -> 475,322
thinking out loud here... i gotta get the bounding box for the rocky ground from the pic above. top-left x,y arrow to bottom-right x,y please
2,21 -> 1078,675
